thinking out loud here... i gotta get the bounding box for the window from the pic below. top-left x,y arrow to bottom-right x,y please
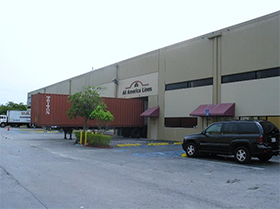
165,82 -> 188,91
188,78 -> 213,88
236,123 -> 259,134
256,68 -> 280,79
222,67 -> 280,84
239,116 -> 258,121
222,123 -> 236,134
260,122 -> 279,134
239,116 -> 280,129
205,123 -> 222,134
222,72 -> 256,83
165,117 -> 197,128
165,78 -> 213,91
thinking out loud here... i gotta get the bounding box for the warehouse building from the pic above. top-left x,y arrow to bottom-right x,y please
28,11 -> 280,141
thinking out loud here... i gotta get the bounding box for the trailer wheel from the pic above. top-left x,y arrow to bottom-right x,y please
122,128 -> 130,138
141,127 -> 147,138
130,128 -> 141,138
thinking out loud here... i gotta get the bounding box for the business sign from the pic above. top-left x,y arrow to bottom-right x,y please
118,73 -> 158,98
206,109 -> 210,116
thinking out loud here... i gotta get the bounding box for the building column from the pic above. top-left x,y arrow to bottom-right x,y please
209,33 -> 222,105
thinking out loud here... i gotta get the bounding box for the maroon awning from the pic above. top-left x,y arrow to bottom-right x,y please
140,107 -> 159,118
190,103 -> 235,116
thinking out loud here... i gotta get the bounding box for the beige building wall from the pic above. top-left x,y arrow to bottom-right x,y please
165,86 -> 212,117
71,74 -> 89,94
118,51 -> 159,80
221,77 -> 280,116
160,31 -> 214,141
98,83 -> 115,97
45,80 -> 70,95
147,95 -> 158,140
221,13 -> 279,75
164,125 -> 202,141
165,38 -> 212,84
89,66 -> 117,86
164,86 -> 212,141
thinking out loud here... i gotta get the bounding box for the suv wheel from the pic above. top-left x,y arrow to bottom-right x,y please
186,142 -> 197,157
235,146 -> 251,164
258,154 -> 272,162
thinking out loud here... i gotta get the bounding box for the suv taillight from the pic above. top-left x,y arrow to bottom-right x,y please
257,135 -> 264,144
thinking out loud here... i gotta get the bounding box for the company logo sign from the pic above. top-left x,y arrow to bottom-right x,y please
122,80 -> 152,95
46,96 -> 51,115
118,72 -> 158,98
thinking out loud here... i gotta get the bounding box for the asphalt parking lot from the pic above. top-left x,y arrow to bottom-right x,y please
1,127 -> 280,209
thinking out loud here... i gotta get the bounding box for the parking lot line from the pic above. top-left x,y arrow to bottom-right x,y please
147,142 -> 169,146
31,131 -> 45,133
21,129 -> 45,131
47,131 -> 59,133
116,143 -> 141,147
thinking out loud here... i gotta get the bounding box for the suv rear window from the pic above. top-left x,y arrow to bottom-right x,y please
236,123 -> 259,134
260,122 -> 279,135
222,123 -> 237,134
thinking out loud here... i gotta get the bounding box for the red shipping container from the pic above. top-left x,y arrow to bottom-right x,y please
31,93 -> 144,128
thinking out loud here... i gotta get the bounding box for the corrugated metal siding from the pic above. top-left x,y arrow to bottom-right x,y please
31,93 -> 144,127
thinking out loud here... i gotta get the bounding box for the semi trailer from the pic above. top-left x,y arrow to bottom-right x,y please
31,93 -> 147,138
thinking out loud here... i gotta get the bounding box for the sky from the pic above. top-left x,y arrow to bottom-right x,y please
0,0 -> 279,105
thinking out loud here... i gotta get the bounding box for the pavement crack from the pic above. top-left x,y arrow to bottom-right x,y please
247,186 -> 260,190
0,165 -> 48,209
226,179 -> 241,184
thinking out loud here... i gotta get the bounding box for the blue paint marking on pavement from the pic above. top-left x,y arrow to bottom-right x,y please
114,149 -> 129,152
133,150 -> 185,158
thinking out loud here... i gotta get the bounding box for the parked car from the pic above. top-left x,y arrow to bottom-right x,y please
182,120 -> 280,164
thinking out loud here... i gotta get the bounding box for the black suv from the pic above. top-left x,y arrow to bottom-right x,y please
182,120 -> 280,164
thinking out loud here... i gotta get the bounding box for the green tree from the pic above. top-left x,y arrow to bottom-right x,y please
67,86 -> 105,134
0,102 -> 27,115
90,105 -> 114,133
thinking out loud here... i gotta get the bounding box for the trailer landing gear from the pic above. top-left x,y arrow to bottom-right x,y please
62,128 -> 73,140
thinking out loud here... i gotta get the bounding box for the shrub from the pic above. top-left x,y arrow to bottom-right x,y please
75,131 -> 82,140
75,131 -> 111,147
